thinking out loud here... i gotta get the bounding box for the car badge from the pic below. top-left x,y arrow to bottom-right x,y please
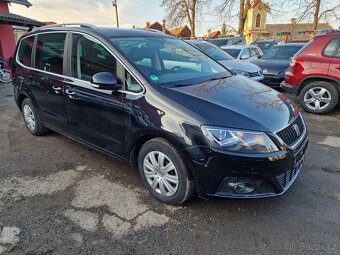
292,124 -> 301,136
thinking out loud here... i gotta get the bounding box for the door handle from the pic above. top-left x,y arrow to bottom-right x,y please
52,86 -> 62,94
65,89 -> 76,98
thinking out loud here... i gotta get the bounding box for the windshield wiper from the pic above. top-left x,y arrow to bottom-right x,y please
209,75 -> 230,81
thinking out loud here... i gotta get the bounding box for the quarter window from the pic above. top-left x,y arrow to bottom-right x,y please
35,33 -> 66,75
18,36 -> 34,67
71,34 -> 117,82
323,39 -> 340,57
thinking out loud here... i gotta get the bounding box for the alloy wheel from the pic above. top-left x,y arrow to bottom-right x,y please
23,104 -> 36,131
143,151 -> 179,197
304,87 -> 331,111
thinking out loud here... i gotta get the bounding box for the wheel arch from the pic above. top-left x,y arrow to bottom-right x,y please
298,76 -> 340,95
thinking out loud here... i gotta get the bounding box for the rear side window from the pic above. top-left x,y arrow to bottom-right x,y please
323,38 -> 340,57
35,33 -> 66,75
18,36 -> 34,67
71,34 -> 117,82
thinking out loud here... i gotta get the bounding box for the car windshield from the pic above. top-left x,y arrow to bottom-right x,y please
222,48 -> 241,59
253,42 -> 273,51
194,42 -> 234,61
110,37 -> 230,87
261,45 -> 304,59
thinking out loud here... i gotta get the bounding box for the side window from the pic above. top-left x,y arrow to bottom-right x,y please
18,36 -> 34,67
323,38 -> 340,57
241,48 -> 250,59
35,33 -> 66,75
71,34 -> 117,82
250,47 -> 257,57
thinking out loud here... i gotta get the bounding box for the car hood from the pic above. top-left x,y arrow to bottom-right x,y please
251,59 -> 290,76
219,60 -> 261,73
166,75 -> 298,133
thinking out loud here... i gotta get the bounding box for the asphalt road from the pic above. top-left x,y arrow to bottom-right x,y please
0,83 -> 339,255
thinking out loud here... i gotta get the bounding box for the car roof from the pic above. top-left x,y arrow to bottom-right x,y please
25,25 -> 174,39
221,45 -> 247,49
272,43 -> 305,47
187,40 -> 209,45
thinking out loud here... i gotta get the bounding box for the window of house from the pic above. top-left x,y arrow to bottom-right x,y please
256,14 -> 261,28
35,33 -> 66,75
18,36 -> 34,67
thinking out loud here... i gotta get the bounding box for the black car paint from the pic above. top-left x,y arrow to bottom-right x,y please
12,27 -> 308,199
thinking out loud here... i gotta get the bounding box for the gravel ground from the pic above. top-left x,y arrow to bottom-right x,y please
0,83 -> 339,255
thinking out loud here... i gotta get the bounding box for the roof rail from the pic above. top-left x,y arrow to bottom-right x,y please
34,23 -> 98,31
136,28 -> 165,34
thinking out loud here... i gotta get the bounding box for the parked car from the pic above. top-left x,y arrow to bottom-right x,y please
251,43 -> 305,87
221,45 -> 263,61
281,31 -> 340,114
12,23 -> 308,204
208,37 -> 246,47
188,40 -> 264,81
251,39 -> 285,53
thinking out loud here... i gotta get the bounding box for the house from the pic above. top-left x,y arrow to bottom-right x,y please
243,0 -> 333,44
0,0 -> 44,64
170,25 -> 191,39
145,21 -> 172,35
209,31 -> 221,39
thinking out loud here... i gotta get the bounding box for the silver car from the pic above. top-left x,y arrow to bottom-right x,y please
221,45 -> 263,62
188,40 -> 264,81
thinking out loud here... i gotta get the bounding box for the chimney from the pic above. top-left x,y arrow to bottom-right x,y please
162,19 -> 166,33
146,22 -> 150,28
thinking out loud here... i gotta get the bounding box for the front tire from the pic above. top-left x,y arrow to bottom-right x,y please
298,81 -> 338,114
138,138 -> 194,205
21,98 -> 49,136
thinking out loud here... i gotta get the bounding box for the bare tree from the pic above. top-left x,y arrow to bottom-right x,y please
161,0 -> 210,37
287,0 -> 339,33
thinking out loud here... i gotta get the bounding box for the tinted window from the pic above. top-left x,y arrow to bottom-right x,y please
71,34 -> 117,82
35,33 -> 66,74
323,38 -> 340,57
253,42 -> 273,52
18,36 -> 34,67
261,45 -> 304,59
222,48 -> 241,59
111,37 -> 230,87
194,42 -> 234,60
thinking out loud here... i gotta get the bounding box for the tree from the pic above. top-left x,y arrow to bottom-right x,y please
161,0 -> 210,37
221,22 -> 227,35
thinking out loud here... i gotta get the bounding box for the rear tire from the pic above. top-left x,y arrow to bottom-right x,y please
298,81 -> 338,114
21,98 -> 49,136
138,138 -> 194,205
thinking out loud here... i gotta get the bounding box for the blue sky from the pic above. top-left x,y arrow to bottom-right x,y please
9,0 -> 339,36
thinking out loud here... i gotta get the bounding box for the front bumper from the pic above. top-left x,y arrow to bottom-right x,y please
185,136 -> 308,199
280,81 -> 299,96
261,75 -> 283,88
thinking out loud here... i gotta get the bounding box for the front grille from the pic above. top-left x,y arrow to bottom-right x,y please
276,114 -> 305,147
276,141 -> 307,189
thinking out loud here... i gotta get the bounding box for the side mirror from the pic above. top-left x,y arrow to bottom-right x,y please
91,72 -> 120,90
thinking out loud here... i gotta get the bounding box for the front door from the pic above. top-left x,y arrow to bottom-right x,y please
64,33 -> 125,157
29,33 -> 69,131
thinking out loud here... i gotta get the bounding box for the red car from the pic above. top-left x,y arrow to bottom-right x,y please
281,31 -> 340,114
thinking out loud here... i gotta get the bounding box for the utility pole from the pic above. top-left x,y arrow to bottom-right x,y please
290,18 -> 297,42
112,0 -> 119,28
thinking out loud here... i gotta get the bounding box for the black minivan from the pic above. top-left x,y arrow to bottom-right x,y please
12,24 -> 308,205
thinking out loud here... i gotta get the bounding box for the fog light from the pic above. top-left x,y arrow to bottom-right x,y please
228,182 -> 256,194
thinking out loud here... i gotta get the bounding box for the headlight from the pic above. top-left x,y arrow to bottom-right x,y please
201,126 -> 279,153
232,69 -> 250,77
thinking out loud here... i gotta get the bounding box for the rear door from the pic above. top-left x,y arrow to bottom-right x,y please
29,32 -> 69,131
325,38 -> 340,80
63,33 -> 126,157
